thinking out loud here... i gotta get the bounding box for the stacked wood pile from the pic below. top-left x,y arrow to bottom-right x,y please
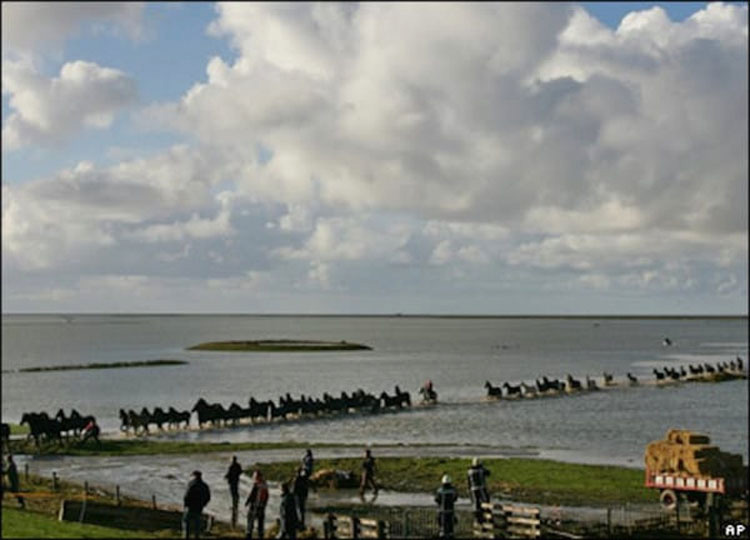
645,429 -> 744,477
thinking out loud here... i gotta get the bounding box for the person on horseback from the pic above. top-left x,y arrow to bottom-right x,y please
435,474 -> 458,538
467,457 -> 490,522
81,418 -> 100,445
359,448 -> 378,497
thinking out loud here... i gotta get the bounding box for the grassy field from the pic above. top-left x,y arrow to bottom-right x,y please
251,456 -> 657,507
187,339 -> 372,352
1,507 -> 155,538
8,423 -> 29,436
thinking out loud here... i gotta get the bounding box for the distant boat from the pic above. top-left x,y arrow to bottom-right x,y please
663,337 -> 673,346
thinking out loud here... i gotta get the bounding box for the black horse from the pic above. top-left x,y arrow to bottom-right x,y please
565,374 -> 582,391
502,382 -> 522,398
21,412 -> 63,449
167,407 -> 191,429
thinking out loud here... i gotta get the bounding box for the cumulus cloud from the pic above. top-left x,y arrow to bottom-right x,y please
3,3 -> 747,312
2,2 -> 145,56
2,60 -> 137,149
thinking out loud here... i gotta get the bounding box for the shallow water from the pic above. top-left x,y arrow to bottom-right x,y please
3,315 -> 748,464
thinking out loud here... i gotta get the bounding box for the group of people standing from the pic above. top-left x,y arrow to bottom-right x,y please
221,449 -> 314,540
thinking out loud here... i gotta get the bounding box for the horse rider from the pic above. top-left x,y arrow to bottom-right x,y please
183,470 -> 211,539
244,470 -> 269,540
81,418 -> 100,445
435,474 -> 458,539
225,456 -> 243,527
467,457 -> 491,522
359,448 -> 378,497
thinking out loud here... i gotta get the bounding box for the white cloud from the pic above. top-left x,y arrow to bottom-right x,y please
2,2 -> 145,56
3,3 -> 747,313
2,60 -> 137,149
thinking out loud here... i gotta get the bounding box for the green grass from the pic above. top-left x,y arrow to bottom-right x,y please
8,423 -> 29,435
252,457 -> 657,507
1,507 -> 155,538
18,359 -> 187,373
187,339 -> 372,352
7,438 -> 360,456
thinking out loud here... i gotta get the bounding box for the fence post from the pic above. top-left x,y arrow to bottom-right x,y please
78,482 -> 87,523
404,509 -> 410,537
607,507 -> 612,536
84,481 -> 89,495
152,494 -> 157,510
115,485 -> 121,506
52,471 -> 59,491
24,463 -> 29,481
352,516 -> 361,540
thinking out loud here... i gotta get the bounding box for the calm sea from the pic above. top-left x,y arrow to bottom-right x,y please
2,315 -> 747,466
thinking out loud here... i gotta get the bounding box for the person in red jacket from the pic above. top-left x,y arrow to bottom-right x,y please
244,470 -> 269,540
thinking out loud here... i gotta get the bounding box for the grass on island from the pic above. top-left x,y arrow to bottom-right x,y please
251,457 -> 657,507
188,339 -> 372,352
17,359 -> 187,373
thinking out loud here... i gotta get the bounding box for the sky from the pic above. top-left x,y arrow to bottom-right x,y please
1,2 -> 748,315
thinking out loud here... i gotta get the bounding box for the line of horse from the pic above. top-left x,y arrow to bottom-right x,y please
484,373 -> 603,400
119,386 -> 413,434
18,409 -> 96,448
652,358 -> 745,383
485,357 -> 746,400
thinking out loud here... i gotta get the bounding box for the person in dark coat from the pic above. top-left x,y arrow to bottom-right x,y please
435,474 -> 458,539
225,456 -> 243,527
278,482 -> 299,539
5,455 -> 25,508
245,470 -> 268,540
183,470 -> 210,539
302,448 -> 314,477
292,467 -> 309,528
359,448 -> 378,497
467,457 -> 491,522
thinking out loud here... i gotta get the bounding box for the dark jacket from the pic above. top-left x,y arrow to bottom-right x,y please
184,477 -> 211,513
435,483 -> 458,513
280,492 -> 299,529
467,465 -> 490,491
293,473 -> 309,500
225,462 -> 242,485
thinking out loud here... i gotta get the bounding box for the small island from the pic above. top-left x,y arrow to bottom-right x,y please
187,339 -> 372,352
17,359 -> 187,373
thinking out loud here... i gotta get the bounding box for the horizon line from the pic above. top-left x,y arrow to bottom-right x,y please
2,312 -> 747,319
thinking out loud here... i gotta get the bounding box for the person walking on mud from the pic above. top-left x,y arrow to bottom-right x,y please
467,457 -> 491,522
359,448 -> 378,497
183,470 -> 210,539
278,481 -> 299,539
292,466 -> 309,528
244,470 -> 268,540
435,474 -> 458,538
225,456 -> 243,528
